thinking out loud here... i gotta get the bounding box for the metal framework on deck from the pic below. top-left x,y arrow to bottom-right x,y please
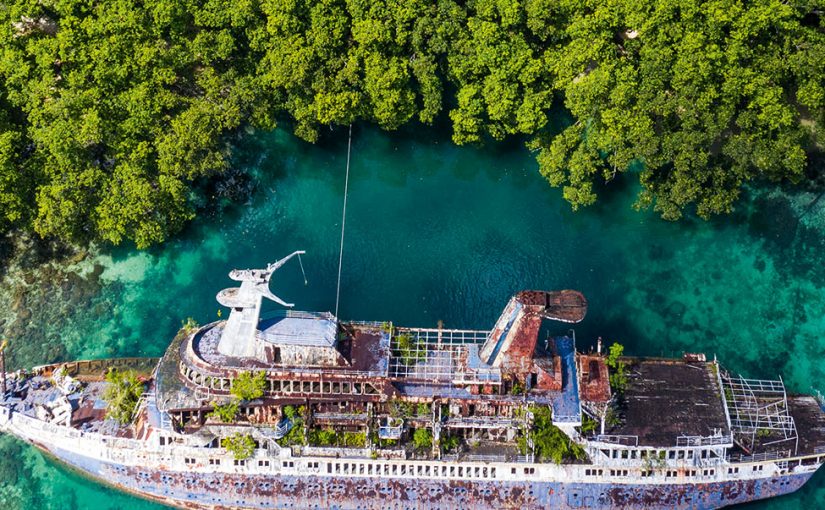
721,372 -> 798,455
388,328 -> 499,383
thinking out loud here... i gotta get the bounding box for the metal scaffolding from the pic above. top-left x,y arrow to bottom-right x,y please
388,327 -> 500,384
721,372 -> 798,455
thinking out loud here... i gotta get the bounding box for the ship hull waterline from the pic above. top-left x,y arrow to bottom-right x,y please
17,439 -> 814,510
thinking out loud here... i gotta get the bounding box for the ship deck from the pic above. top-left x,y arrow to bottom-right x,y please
191,322 -> 390,375
604,359 -> 730,447
788,396 -> 825,456
1,374 -> 133,437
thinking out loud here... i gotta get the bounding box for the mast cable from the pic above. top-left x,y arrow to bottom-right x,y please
297,252 -> 308,285
335,125 -> 352,317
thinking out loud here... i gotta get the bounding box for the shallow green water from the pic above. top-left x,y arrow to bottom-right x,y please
1,125 -> 824,509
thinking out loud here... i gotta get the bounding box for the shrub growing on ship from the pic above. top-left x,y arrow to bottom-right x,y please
222,433 -> 256,461
209,401 -> 240,423
230,371 -> 266,401
519,406 -> 586,464
412,428 -> 434,450
102,369 -> 145,425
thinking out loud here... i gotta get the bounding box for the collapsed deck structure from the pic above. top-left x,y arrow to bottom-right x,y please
1,255 -> 824,509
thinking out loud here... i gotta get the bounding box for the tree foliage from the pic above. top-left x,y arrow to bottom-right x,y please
221,432 -> 257,460
526,406 -> 586,464
0,0 -> 822,245
412,427 -> 433,450
230,370 -> 267,401
605,342 -> 628,393
531,0 -> 825,219
102,368 -> 146,424
209,400 -> 239,423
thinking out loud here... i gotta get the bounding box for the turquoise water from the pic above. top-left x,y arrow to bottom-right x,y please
1,125 -> 824,508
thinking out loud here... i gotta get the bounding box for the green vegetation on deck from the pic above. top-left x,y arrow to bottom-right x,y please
102,369 -> 146,425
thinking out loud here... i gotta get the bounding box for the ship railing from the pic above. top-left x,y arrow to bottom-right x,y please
553,413 -> 582,424
729,450 -> 791,463
463,454 -> 508,463
7,410 -> 144,450
676,434 -> 733,447
259,309 -> 336,321
593,435 -> 639,447
31,357 -> 159,379
345,320 -> 388,328
442,416 -> 516,429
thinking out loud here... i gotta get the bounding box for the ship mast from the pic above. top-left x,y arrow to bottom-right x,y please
215,251 -> 305,358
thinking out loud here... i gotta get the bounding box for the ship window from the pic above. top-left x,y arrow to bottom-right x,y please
234,460 -> 246,466
677,451 -> 685,460
668,451 -> 676,459
258,460 -> 269,467
621,450 -> 629,459
687,450 -> 694,459
640,470 -> 652,477
728,467 -> 739,474
209,458 -> 220,465
512,467 -> 517,475
185,457 -> 196,465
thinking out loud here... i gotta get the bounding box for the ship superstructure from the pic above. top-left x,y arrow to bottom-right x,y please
1,256 -> 824,509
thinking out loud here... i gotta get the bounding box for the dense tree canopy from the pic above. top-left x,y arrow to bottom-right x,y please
0,0 -> 822,246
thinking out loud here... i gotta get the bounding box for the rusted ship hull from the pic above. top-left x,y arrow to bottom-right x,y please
30,442 -> 813,510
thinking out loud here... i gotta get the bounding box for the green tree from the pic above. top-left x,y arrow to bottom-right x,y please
309,427 -> 338,446
209,401 -> 240,423
0,0 -> 822,246
221,433 -> 257,460
412,428 -> 433,450
526,406 -> 585,464
231,371 -> 266,401
533,0 -> 823,219
441,434 -> 460,453
102,369 -> 146,424
606,342 -> 628,393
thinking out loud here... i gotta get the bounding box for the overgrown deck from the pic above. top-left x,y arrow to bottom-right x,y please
605,359 -> 730,447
